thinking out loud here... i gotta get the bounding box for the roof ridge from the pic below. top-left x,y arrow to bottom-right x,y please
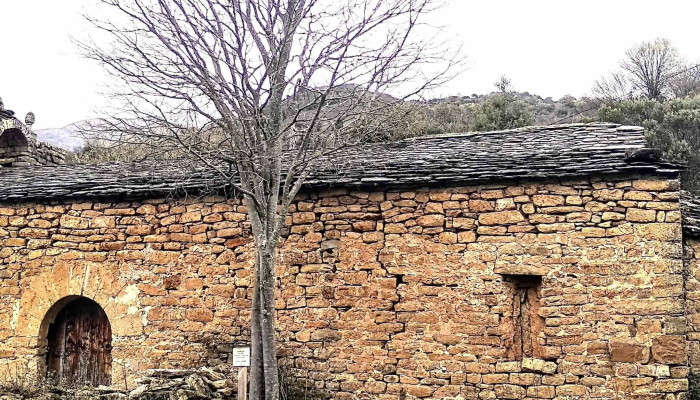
401,122 -> 640,142
0,123 -> 674,202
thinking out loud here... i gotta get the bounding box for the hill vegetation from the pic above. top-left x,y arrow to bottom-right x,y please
380,89 -> 596,140
60,38 -> 700,188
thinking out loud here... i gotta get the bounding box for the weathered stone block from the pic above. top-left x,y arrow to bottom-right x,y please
469,199 -> 494,212
651,379 -> 688,392
626,208 -> 657,223
635,223 -> 682,241
602,212 -> 625,221
452,218 -> 476,229
416,214 -> 444,227
609,339 -> 649,363
482,374 -> 508,384
526,386 -> 555,398
632,179 -> 678,192
405,385 -> 433,398
593,189 -> 623,200
509,373 -> 536,385
352,221 -> 376,232
479,210 -> 524,225
495,264 -> 548,276
60,215 -> 89,229
495,384 -> 526,399
537,223 -> 574,233
293,212 -> 316,224
496,361 -> 521,373
91,216 -> 116,228
556,385 -> 587,396
533,195 -> 565,207
651,335 -> 686,364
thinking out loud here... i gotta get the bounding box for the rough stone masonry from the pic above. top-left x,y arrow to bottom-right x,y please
0,99 -> 66,168
0,121 -> 699,400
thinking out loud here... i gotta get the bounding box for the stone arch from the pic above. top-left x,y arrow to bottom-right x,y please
12,261 -> 144,387
39,296 -> 113,386
38,295 -> 84,348
0,127 -> 29,148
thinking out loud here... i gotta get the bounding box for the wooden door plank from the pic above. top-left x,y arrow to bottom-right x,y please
46,298 -> 112,387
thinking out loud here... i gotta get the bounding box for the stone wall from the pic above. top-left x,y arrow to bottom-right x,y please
685,239 -> 700,375
0,118 -> 66,168
0,174 -> 689,399
0,141 -> 66,167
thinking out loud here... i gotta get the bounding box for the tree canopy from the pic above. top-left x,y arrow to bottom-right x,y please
594,38 -> 700,101
598,96 -> 700,189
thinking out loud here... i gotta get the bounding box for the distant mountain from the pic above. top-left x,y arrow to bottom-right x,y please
36,123 -> 86,151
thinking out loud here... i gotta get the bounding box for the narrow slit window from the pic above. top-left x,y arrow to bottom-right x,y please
508,276 -> 544,360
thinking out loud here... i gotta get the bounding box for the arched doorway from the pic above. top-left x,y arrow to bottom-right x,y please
44,297 -> 112,387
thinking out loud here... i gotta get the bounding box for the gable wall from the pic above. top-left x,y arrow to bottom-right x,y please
683,239 -> 700,376
0,174 -> 688,399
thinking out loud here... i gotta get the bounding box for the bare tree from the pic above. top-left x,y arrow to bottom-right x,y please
670,63 -> 700,98
593,38 -> 684,101
82,1 -> 459,399
622,38 -> 682,100
592,71 -> 633,102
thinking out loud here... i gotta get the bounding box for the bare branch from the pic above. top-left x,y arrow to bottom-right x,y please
81,2 -> 460,397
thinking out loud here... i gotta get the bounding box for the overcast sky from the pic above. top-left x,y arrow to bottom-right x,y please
2,0 -> 700,129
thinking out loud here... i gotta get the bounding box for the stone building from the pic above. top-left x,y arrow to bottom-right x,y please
0,98 -> 66,168
0,116 -> 699,399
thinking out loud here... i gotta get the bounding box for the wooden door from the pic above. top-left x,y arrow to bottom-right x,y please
46,297 -> 112,387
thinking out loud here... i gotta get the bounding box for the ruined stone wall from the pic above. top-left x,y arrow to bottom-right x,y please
0,141 -> 66,167
0,175 -> 689,399
0,117 -> 66,167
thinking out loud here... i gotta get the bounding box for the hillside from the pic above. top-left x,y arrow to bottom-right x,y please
36,92 -> 597,153
424,92 -> 597,125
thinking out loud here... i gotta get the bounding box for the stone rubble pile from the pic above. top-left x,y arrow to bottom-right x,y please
0,368 -> 236,400
128,368 -> 236,400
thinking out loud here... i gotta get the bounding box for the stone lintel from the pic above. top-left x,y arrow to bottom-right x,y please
495,265 -> 549,276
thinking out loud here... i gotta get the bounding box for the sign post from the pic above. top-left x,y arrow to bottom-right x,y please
238,367 -> 248,400
232,347 -> 251,400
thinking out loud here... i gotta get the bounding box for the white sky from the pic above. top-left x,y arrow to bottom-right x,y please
2,0 -> 700,129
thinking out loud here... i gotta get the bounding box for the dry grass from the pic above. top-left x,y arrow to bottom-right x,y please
0,364 -> 101,400
278,366 -> 332,400
0,364 -> 48,399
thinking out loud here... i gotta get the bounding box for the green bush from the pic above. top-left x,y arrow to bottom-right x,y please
597,95 -> 700,190
689,373 -> 700,400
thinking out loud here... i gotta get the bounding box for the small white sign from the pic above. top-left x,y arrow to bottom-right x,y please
232,347 -> 251,367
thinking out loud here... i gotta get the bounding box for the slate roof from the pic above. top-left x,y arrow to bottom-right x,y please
682,192 -> 700,238
0,123 -> 681,202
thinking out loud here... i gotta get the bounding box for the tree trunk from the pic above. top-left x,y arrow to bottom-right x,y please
259,247 -> 280,400
249,258 -> 264,400
245,192 -> 282,400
